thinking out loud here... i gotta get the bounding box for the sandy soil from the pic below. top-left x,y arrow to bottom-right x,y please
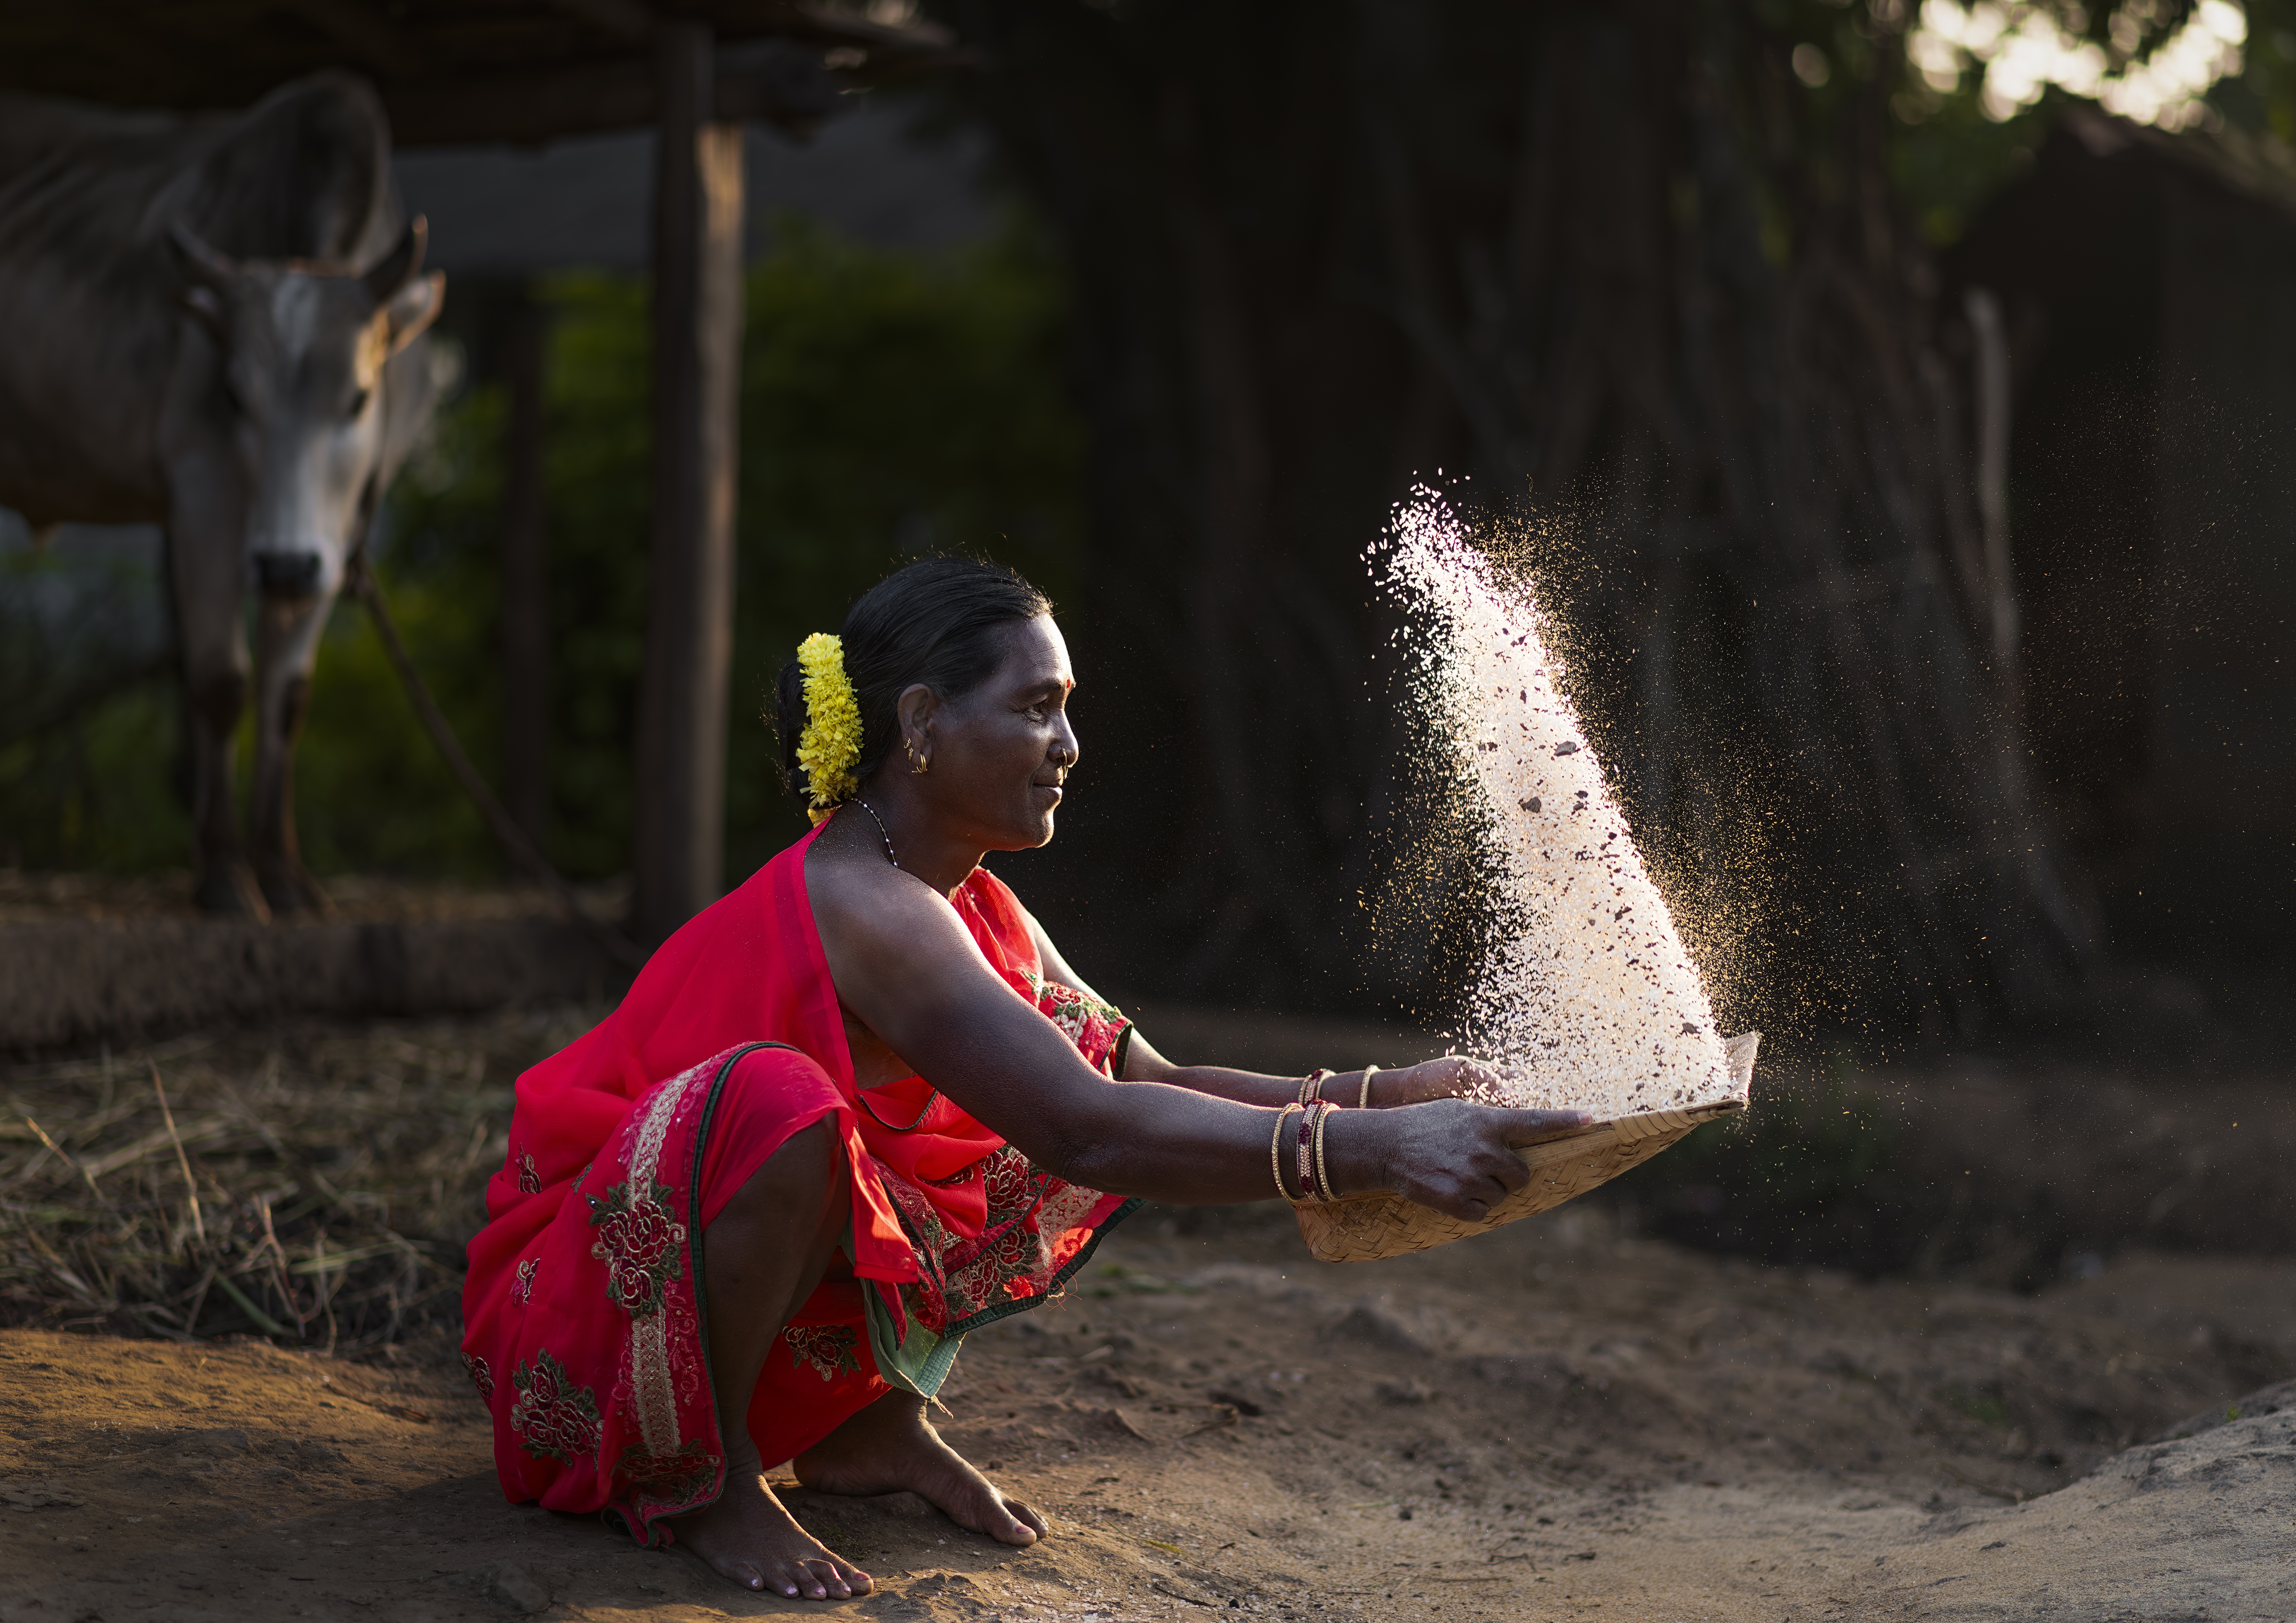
5,1202 -> 2291,1623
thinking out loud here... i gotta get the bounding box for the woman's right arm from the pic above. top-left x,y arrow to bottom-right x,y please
813,863 -> 1587,1220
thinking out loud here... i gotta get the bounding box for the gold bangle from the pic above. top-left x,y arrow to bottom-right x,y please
1269,1103 -> 1303,1201
1357,1065 -> 1381,1110
1299,1068 -> 1333,1107
1312,1099 -> 1337,1201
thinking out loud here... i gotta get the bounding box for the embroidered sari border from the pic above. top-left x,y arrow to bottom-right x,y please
886,1193 -> 1145,1341
610,1040 -> 797,1547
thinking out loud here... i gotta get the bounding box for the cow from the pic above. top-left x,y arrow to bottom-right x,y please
0,73 -> 445,916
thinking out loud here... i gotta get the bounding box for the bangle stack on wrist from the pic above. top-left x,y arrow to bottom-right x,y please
1278,1068 -> 1357,1204
1269,1099 -> 1345,1202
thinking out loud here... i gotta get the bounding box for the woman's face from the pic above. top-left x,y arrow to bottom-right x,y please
906,615 -> 1078,851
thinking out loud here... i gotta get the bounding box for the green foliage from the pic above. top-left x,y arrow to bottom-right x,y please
370,213 -> 1086,885
1888,85 -> 2060,247
0,539 -> 183,873
0,680 -> 185,873
289,583 -> 499,879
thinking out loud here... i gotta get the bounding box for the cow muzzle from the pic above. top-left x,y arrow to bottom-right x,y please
252,550 -> 325,599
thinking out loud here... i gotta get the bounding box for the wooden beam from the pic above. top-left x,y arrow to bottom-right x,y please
500,292 -> 552,854
279,0 -> 432,79
630,19 -> 745,943
536,0 -> 656,43
383,45 -> 837,145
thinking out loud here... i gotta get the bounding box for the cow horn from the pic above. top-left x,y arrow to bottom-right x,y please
362,217 -> 429,303
169,221 -> 240,291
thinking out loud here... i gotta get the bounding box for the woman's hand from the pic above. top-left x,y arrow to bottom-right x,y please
1353,1055 -> 1509,1107
1346,1099 -> 1592,1223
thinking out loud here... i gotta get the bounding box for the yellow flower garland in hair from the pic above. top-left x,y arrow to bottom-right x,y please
794,632 -> 863,823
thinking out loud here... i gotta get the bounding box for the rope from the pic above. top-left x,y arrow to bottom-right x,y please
348,553 -> 644,972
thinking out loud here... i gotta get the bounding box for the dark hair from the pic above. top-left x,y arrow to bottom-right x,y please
773,557 -> 1054,806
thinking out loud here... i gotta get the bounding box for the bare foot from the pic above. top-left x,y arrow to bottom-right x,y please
667,1460 -> 873,1600
797,1390 -> 1047,1546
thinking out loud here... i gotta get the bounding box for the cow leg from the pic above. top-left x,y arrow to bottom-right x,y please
166,526 -> 266,918
251,587 -> 337,916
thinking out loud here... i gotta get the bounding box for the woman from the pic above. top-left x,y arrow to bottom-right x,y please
461,557 -> 1587,1601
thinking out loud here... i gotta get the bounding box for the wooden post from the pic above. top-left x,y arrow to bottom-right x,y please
632,19 -> 746,943
500,290 -> 550,855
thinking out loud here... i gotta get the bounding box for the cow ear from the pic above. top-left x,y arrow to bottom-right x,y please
363,217 -> 429,303
383,270 -> 445,355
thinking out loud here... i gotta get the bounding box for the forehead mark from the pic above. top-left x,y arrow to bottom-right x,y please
266,276 -> 323,357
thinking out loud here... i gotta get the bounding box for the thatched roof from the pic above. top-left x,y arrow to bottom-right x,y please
0,1 -> 968,145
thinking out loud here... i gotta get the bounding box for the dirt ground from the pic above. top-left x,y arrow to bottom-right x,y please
5,1197 -> 2292,1622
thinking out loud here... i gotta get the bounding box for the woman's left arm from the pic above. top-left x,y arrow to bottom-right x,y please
1023,909 -> 1499,1108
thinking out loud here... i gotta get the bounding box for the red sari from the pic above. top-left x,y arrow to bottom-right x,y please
460,824 -> 1137,1545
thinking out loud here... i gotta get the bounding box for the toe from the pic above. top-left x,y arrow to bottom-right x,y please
837,1561 -> 875,1595
806,1559 -> 853,1599
1005,1496 -> 1050,1538
999,1520 -> 1039,1546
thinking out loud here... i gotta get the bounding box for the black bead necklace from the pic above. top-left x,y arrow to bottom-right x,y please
854,798 -> 900,870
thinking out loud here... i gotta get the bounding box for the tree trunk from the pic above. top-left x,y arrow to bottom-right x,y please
499,290 -> 550,857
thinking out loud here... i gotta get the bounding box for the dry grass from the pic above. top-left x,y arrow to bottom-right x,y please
0,1009 -> 597,1349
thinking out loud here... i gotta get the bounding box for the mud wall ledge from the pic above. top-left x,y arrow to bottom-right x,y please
0,916 -> 625,1053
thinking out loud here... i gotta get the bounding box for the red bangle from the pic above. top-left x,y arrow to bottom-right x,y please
1313,1098 -> 1337,1200
1297,1099 -> 1337,1203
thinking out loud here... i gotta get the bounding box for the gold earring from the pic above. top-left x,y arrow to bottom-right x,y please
906,739 -> 928,775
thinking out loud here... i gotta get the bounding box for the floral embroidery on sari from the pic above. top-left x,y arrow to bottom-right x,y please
588,1176 -> 687,1318
512,1258 -> 539,1305
875,1142 -> 1115,1338
515,1148 -> 542,1196
510,1349 -> 601,1465
1018,971 -> 1128,1069
616,1438 -> 718,1508
463,1352 -> 494,1404
785,1324 -> 863,1382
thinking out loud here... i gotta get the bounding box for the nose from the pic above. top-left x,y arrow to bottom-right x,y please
252,550 -> 323,598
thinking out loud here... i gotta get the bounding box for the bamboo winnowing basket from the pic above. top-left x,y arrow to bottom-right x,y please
1294,1031 -> 1759,1263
